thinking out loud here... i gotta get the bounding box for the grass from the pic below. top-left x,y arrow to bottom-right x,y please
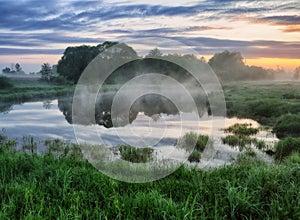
0,138 -> 300,219
224,81 -> 300,126
273,113 -> 300,139
0,77 -> 74,102
274,137 -> 300,162
118,145 -> 154,163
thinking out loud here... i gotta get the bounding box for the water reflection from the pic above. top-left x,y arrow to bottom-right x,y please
57,91 -> 208,128
0,102 -> 13,113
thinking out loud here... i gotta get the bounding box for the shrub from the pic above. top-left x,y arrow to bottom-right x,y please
119,145 -> 154,163
273,114 -> 300,139
0,76 -> 13,89
274,137 -> 300,161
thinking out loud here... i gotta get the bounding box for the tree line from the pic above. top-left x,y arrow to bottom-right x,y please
54,42 -> 280,84
2,42 -> 300,83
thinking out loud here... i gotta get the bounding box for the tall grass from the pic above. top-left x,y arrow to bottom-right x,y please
1,140 -> 300,219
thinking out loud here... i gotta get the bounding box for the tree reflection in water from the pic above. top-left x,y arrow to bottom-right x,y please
58,91 -> 208,128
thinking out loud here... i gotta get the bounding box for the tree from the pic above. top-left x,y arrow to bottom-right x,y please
40,63 -> 53,81
2,67 -> 11,73
146,48 -> 163,57
15,63 -> 21,72
208,50 -> 247,81
294,66 -> 300,80
57,42 -> 139,83
208,50 -> 272,82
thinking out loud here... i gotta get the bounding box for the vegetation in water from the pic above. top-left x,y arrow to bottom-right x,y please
177,132 -> 210,162
118,145 -> 155,163
223,123 -> 259,137
221,123 -> 267,153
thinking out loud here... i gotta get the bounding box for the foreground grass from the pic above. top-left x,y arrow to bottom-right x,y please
1,147 -> 300,219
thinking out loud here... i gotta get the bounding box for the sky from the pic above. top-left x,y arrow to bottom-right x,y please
0,0 -> 300,73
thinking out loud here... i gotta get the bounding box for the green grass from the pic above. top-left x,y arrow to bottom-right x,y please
0,77 -> 74,102
274,137 -> 300,162
0,139 -> 300,219
118,145 -> 154,163
224,81 -> 300,125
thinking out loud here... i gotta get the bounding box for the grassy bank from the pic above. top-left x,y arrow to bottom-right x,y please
0,77 -> 74,102
224,81 -> 300,125
1,140 -> 300,219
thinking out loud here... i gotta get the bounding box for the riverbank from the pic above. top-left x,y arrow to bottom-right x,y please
1,139 -> 299,219
0,77 -> 74,102
224,80 -> 300,125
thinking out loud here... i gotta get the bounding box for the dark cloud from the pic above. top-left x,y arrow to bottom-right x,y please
0,32 -> 104,47
0,0 -> 297,33
0,0 -> 299,60
185,26 -> 233,31
258,15 -> 300,25
0,48 -> 63,55
151,36 -> 300,59
73,3 -> 217,22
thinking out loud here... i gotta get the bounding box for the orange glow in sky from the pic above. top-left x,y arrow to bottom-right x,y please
245,58 -> 300,71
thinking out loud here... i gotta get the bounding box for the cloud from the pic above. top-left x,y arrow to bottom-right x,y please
282,25 -> 300,32
0,0 -> 300,63
161,36 -> 300,59
185,26 -> 233,31
258,15 -> 300,25
0,48 -> 63,55
0,32 -> 104,47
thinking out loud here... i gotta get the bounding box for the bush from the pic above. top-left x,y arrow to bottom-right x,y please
274,137 -> 300,161
273,114 -> 300,139
0,76 -> 13,89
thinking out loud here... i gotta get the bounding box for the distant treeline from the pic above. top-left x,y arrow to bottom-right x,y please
56,41 -> 275,84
